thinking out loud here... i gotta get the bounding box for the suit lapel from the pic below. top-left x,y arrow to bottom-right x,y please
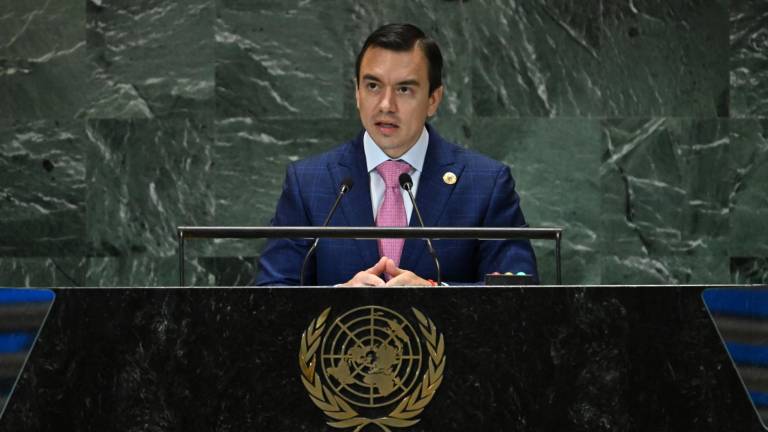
329,132 -> 379,265
400,128 -> 465,272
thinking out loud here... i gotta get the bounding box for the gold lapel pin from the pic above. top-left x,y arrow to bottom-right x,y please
443,171 -> 457,185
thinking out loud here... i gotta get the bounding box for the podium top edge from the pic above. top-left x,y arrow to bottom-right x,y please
176,226 -> 564,240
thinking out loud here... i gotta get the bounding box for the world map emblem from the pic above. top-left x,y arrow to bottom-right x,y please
299,306 -> 446,431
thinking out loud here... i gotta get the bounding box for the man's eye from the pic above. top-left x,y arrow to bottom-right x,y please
397,87 -> 411,94
367,82 -> 379,91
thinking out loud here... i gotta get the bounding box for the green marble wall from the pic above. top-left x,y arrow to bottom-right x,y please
1,0 -> 766,286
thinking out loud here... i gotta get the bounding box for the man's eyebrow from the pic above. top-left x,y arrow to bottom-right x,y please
360,75 -> 421,87
361,74 -> 382,82
395,79 -> 420,87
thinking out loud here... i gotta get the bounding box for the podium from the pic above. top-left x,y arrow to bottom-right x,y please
0,286 -> 763,431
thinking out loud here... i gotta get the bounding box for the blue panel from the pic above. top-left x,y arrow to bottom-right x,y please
0,333 -> 34,354
702,288 -> 768,319
725,342 -> 768,367
749,391 -> 768,408
0,289 -> 55,305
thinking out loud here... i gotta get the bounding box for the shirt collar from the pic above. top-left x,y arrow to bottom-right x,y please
363,126 -> 429,173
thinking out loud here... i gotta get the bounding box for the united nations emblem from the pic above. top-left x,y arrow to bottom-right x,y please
299,306 -> 446,431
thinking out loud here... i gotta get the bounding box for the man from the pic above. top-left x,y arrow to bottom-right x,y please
256,23 -> 537,286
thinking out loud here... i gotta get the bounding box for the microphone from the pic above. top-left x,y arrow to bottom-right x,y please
398,173 -> 442,285
300,177 -> 353,285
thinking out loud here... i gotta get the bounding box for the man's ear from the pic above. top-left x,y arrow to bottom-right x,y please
354,78 -> 360,109
427,85 -> 444,117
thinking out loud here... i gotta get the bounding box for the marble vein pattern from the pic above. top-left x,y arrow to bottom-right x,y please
0,120 -> 86,257
601,118 -> 734,283
84,0 -> 214,119
0,0 -> 89,118
730,0 -> 768,117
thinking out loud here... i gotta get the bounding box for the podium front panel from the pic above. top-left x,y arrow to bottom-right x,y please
0,286 -> 763,431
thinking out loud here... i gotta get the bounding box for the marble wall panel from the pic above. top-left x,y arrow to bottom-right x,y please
468,0 -> 728,117
215,0 -> 351,119
600,0 -> 729,117
730,0 -> 768,117
84,118 -> 214,259
0,258 -> 87,287
0,0 -> 83,59
0,0 -> 90,119
84,0 -> 215,119
0,120 -> 86,256
86,243 -> 256,287
469,118 -> 602,285
84,256 -> 253,287
601,118 -> 734,284
196,256 -> 255,286
729,119 -> 768,257
468,0 -> 603,117
731,257 -> 768,284
86,255 -> 212,287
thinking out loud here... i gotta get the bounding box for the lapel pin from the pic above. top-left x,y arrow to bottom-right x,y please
442,171 -> 457,185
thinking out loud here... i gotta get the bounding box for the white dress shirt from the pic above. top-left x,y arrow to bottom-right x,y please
363,127 -> 429,224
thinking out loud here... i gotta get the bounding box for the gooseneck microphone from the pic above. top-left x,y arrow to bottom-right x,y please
300,177 -> 353,285
399,173 -> 442,285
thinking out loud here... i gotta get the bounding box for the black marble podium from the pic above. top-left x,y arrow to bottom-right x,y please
0,286 -> 763,431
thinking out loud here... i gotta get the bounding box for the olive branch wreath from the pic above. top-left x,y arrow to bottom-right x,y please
299,307 -> 446,432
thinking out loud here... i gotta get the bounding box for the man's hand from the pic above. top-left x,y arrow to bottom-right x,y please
338,257 -> 388,287
384,259 -> 433,287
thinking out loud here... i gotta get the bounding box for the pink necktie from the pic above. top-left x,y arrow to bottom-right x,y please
375,160 -> 412,267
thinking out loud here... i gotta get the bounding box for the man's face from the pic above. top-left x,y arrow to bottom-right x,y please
355,46 -> 443,158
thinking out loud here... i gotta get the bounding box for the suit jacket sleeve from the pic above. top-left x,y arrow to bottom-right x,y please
475,165 -> 539,283
253,163 -> 315,286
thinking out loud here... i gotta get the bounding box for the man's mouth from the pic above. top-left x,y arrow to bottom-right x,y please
375,121 -> 399,134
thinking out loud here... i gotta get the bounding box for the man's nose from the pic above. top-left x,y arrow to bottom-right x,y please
379,87 -> 397,113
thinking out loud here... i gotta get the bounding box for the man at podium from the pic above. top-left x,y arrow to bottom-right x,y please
255,23 -> 538,287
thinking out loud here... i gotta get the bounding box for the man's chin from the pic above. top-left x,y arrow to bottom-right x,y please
367,129 -> 392,143
366,129 -> 416,156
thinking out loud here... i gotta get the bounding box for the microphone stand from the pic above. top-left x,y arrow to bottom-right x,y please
399,174 -> 442,286
300,181 -> 352,285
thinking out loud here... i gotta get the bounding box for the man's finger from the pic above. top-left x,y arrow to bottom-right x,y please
384,273 -> 409,286
384,258 -> 403,277
385,271 -> 426,287
358,273 -> 385,286
366,257 -> 388,274
341,272 -> 385,287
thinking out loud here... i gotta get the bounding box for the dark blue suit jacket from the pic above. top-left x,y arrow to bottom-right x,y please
255,125 -> 538,286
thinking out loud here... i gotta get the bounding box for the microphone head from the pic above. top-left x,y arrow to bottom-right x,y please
340,177 -> 354,193
398,173 -> 413,190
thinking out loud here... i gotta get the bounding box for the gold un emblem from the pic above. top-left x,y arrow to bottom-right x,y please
299,306 -> 446,431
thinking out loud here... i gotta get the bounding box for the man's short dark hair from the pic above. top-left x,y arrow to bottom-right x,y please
355,23 -> 443,95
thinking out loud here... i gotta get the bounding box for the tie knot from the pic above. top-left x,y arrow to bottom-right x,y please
376,160 -> 411,188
